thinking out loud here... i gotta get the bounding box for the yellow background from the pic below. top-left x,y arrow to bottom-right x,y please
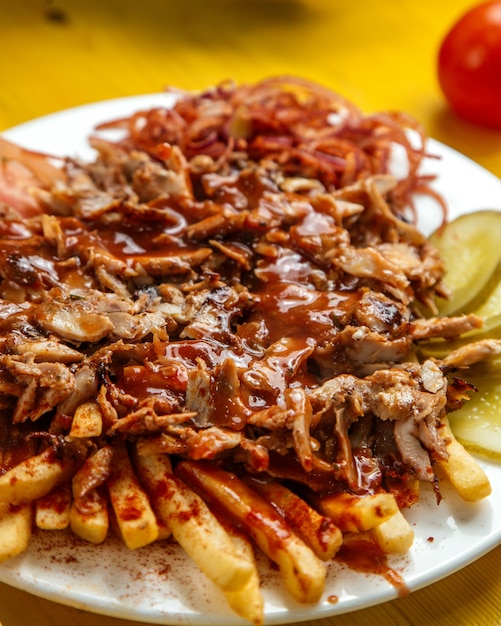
0,1 -> 500,625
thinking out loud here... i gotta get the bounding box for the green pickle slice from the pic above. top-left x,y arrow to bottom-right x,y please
448,362 -> 501,459
429,210 -> 501,316
428,210 -> 501,459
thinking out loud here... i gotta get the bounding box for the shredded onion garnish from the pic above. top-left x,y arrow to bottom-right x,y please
96,76 -> 446,222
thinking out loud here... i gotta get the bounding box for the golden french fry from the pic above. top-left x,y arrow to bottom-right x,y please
248,478 -> 342,561
369,510 -> 414,553
176,460 -> 326,604
35,482 -> 71,530
0,503 -> 32,563
70,487 -> 109,544
221,523 -> 264,626
69,401 -> 103,438
0,447 -> 76,505
438,419 -> 492,502
133,451 -> 253,593
107,442 -> 159,550
311,491 -> 399,533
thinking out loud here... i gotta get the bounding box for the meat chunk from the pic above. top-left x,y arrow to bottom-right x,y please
409,314 -> 483,340
1,356 -> 75,422
309,362 -> 449,488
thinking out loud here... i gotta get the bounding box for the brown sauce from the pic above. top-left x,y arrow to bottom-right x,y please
337,539 -> 409,597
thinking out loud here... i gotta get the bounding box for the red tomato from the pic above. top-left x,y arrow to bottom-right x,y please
438,1 -> 501,128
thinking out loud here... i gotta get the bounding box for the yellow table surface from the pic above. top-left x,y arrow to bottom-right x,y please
0,1 -> 500,625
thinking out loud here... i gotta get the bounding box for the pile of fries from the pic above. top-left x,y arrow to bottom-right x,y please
0,416 -> 491,624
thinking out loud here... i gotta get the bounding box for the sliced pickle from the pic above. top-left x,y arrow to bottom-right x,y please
426,210 -> 501,459
448,361 -> 501,459
429,210 -> 501,316
472,272 -> 501,319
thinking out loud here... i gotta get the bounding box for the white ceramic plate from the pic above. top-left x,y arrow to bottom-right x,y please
1,96 -> 501,626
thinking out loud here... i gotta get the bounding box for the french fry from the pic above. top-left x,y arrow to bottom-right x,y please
176,460 -> 326,604
220,522 -> 264,626
311,492 -> 399,533
107,442 -> 159,550
369,510 -> 414,553
0,447 -> 77,506
133,451 -> 253,593
0,503 -> 32,563
437,419 -> 492,502
69,401 -> 103,438
247,477 -> 342,561
35,482 -> 71,530
70,487 -> 109,544
155,516 -> 172,542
